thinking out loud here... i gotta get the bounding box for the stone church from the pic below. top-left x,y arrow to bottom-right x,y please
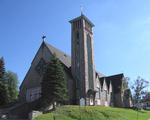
19,14 -> 132,107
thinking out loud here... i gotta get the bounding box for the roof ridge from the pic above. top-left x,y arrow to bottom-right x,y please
44,41 -> 71,68
44,41 -> 71,57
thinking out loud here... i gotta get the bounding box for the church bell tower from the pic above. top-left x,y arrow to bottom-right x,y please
70,14 -> 96,105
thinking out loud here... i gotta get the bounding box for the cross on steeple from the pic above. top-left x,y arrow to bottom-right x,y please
42,35 -> 46,41
80,5 -> 84,15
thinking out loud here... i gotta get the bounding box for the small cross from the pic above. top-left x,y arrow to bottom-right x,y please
80,5 -> 83,15
42,35 -> 46,41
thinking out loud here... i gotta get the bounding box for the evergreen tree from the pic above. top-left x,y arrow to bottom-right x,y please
0,57 -> 5,81
0,83 -> 9,106
41,55 -> 68,109
0,57 -> 9,106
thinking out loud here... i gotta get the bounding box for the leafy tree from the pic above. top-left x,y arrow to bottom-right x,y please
41,56 -> 68,109
5,71 -> 19,102
132,77 -> 149,105
122,77 -> 130,90
132,76 -> 149,120
0,57 -> 19,106
122,77 -> 132,107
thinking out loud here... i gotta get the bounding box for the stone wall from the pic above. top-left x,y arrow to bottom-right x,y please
114,93 -> 123,107
19,42 -> 52,102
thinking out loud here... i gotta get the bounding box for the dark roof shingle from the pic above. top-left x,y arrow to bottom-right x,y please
45,42 -> 71,68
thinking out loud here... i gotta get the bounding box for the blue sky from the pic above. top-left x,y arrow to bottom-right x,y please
0,0 -> 150,89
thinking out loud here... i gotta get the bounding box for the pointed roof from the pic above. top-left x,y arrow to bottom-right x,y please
100,73 -> 124,93
44,41 -> 71,68
96,71 -> 105,78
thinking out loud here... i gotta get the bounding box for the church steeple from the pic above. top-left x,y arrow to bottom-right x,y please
70,14 -> 96,105
69,14 -> 94,27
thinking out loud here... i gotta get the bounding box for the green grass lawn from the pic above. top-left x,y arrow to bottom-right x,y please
34,106 -> 150,120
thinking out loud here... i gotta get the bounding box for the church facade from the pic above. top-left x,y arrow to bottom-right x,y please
19,14 -> 132,107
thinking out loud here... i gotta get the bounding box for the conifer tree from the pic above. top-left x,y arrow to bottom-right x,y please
0,57 -> 9,106
41,55 -> 68,109
0,57 -> 5,81
0,83 -> 8,106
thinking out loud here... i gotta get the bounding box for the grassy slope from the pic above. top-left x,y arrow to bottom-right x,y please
34,106 -> 150,120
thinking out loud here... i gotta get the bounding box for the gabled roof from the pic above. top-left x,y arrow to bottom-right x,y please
20,42 -> 71,89
99,73 -> 124,93
44,41 -> 71,68
96,71 -> 105,78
